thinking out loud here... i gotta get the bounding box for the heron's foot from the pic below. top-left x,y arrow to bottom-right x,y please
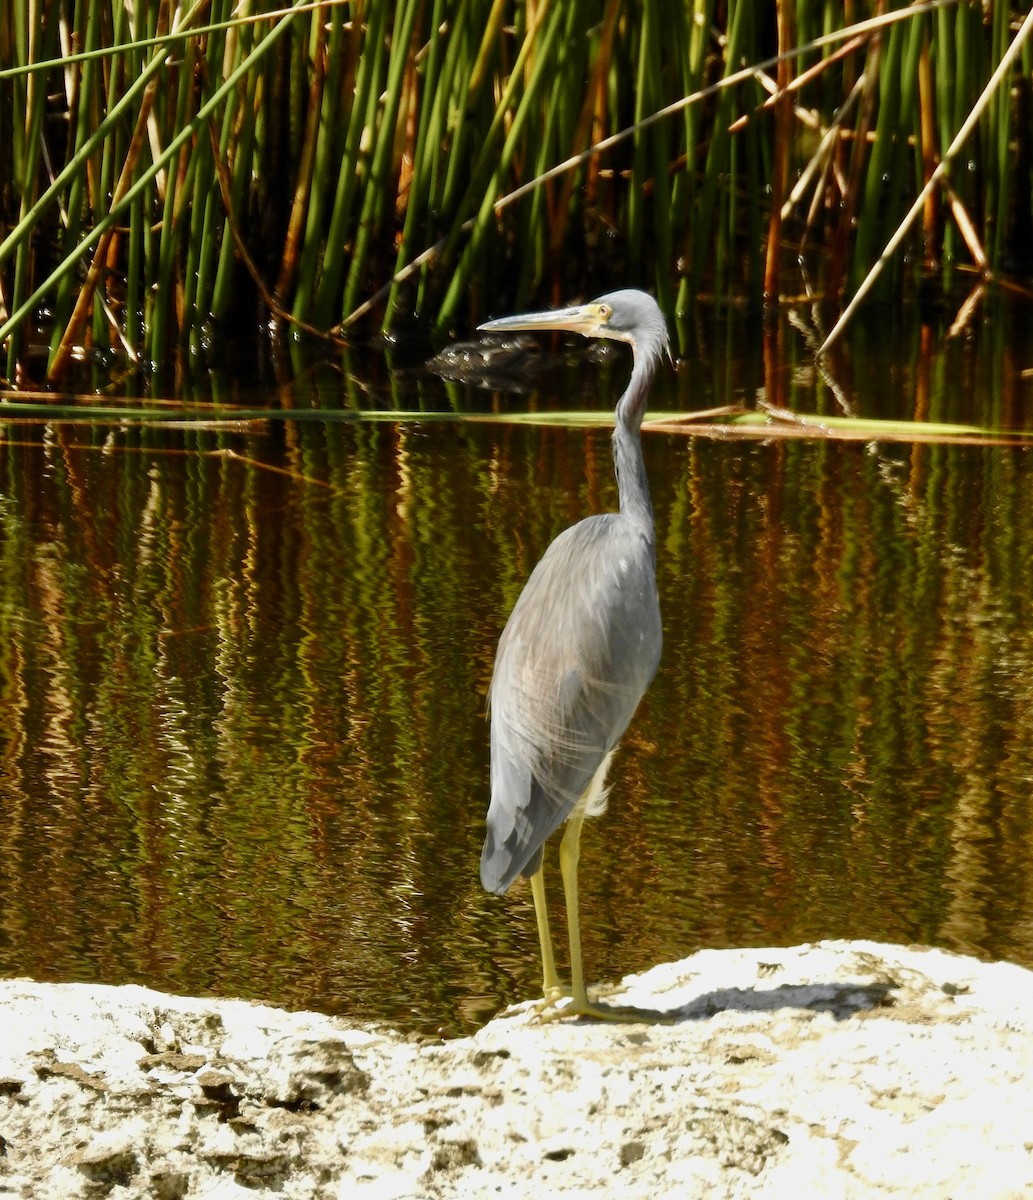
529,982 -> 569,1017
496,983 -> 571,1021
536,993 -> 675,1025
572,997 -> 675,1024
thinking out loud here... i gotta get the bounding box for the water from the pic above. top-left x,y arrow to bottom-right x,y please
2,298 -> 1033,1036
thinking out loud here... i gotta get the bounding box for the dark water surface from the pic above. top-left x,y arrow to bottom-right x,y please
3,300 -> 1033,1036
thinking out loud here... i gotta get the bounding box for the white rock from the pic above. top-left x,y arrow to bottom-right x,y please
1,941 -> 1032,1197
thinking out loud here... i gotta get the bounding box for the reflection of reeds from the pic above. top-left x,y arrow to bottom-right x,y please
2,2 -> 1032,380
1,304 -> 1033,1026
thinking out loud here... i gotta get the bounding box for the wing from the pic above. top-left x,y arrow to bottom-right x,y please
480,514 -> 661,894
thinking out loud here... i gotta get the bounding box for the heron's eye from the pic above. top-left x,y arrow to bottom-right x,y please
598,304 -> 612,320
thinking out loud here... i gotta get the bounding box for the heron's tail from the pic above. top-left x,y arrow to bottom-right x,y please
480,830 -> 544,895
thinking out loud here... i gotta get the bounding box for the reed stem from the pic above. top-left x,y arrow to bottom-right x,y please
1,0 -> 1029,379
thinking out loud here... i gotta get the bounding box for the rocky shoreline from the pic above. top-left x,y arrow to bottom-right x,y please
2,940 -> 1032,1198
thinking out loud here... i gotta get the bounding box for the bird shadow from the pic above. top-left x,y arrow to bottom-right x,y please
579,978 -> 899,1026
671,979 -> 898,1022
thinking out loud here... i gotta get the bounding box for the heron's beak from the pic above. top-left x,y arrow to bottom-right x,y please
478,302 -> 612,339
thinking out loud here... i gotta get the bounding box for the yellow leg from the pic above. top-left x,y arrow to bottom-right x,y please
529,866 -> 565,1002
558,808 -> 590,1009
553,768 -> 669,1024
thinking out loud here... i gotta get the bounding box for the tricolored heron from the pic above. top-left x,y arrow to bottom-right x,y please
478,289 -> 669,1019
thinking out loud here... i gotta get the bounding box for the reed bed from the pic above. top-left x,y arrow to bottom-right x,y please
1,0 -> 1031,382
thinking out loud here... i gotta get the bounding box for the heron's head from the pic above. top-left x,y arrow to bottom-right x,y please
479,289 -> 669,367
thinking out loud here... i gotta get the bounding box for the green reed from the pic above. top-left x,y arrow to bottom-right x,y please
1,0 -> 1031,383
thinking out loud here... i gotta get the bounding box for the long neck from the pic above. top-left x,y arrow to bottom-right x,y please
612,348 -> 655,529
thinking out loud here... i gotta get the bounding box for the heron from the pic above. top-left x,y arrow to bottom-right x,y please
478,289 -> 669,1019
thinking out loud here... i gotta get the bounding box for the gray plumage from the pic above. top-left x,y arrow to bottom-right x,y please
478,290 -> 668,898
